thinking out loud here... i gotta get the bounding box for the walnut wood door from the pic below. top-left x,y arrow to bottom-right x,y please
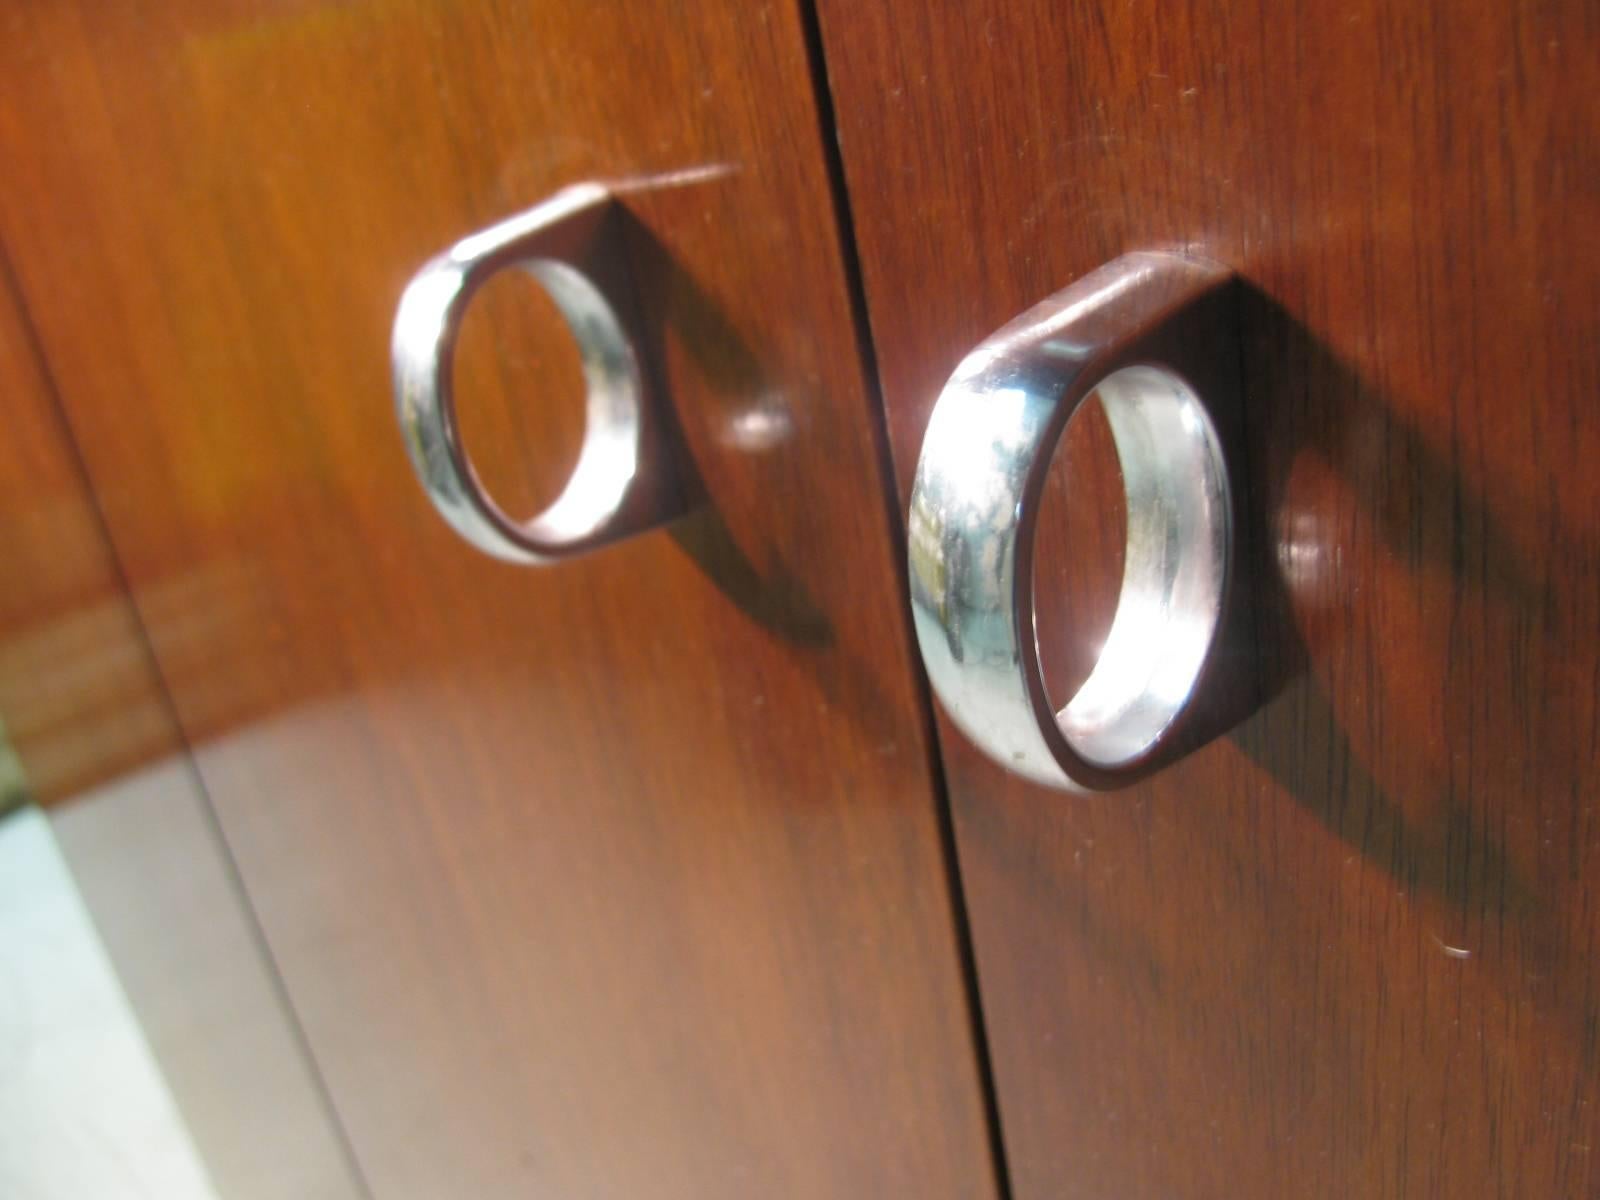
0,4 -> 997,1197
817,2 -> 1600,1197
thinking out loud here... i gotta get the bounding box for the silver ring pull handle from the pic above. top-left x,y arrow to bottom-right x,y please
392,184 -> 684,563
908,252 -> 1244,792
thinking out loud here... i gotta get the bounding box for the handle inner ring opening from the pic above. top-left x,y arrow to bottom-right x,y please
1035,364 -> 1230,768
453,258 -> 644,547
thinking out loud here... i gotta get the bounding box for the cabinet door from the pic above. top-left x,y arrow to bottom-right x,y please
0,4 -> 996,1197
817,2 -> 1599,1197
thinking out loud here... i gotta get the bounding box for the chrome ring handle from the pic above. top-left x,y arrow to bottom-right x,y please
908,252 -> 1243,791
391,183 -> 683,563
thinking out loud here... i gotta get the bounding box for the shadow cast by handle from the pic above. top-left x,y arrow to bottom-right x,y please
611,202 -> 836,652
1232,285 -> 1540,921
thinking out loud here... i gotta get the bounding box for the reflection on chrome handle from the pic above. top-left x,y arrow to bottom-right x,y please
391,184 -> 683,564
908,252 -> 1242,792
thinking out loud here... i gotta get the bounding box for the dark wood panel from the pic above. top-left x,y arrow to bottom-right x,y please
0,3 -> 995,1197
818,2 -> 1600,1196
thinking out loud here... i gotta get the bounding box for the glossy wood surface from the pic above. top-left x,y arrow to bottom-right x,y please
49,762 -> 367,1200
818,2 -> 1600,1196
0,253 -> 181,804
0,4 -> 995,1197
3,232 -> 359,1199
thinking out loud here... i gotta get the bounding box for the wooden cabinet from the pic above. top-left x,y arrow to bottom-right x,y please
0,4 -> 994,1197
2,1 -> 1595,1196
818,2 -> 1600,1196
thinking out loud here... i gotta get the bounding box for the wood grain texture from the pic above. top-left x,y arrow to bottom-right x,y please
0,3 -> 995,1197
817,2 -> 1600,1196
0,253 -> 183,804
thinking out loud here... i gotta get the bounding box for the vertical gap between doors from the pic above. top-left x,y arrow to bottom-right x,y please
792,6 -> 1017,1199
